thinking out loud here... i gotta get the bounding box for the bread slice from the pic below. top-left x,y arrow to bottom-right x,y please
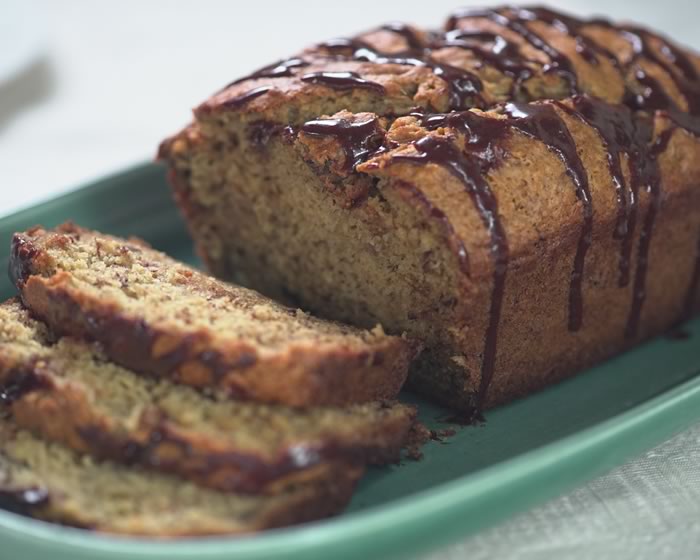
0,299 -> 416,494
0,415 -> 360,536
10,224 -> 418,407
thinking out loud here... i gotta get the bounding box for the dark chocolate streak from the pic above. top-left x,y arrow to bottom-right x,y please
446,7 -> 580,93
625,120 -> 665,338
221,86 -> 273,110
318,36 -> 485,110
438,30 -> 533,98
684,231 -> 700,316
301,117 -> 385,171
392,116 -> 509,408
227,57 -> 309,87
301,71 -> 386,94
502,102 -> 592,331
554,97 -> 641,287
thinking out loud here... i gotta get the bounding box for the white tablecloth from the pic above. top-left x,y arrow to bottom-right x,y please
1,1 -> 699,557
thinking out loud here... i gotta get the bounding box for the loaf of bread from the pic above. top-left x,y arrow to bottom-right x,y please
0,415 -> 360,536
0,299 -> 415,494
159,6 -> 700,413
10,224 -> 417,407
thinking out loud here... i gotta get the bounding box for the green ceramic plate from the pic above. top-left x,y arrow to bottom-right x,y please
0,163 -> 699,560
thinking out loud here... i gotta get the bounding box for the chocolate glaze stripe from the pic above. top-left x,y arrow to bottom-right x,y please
502,102 -> 593,331
317,36 -> 485,110
392,130 -> 508,410
221,86 -> 273,110
624,122 -> 668,338
224,58 -> 309,90
437,30 -> 533,98
446,7 -> 580,94
616,24 -> 700,115
301,71 -> 386,94
555,96 -> 641,287
684,230 -> 700,317
590,18 -> 700,127
381,23 -> 425,50
515,6 -> 604,66
300,117 -> 385,171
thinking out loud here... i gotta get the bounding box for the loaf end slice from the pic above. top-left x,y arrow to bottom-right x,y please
10,225 -> 419,407
0,415 -> 361,536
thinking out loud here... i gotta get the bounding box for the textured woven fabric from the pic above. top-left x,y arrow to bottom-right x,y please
429,422 -> 700,559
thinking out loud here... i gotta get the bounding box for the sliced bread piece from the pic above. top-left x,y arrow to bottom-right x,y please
0,299 -> 415,494
10,224 -> 418,407
0,415 -> 360,536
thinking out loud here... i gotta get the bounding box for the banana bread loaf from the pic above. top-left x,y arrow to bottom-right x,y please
10,224 -> 417,407
0,299 -> 415,494
158,6 -> 700,413
0,415 -> 361,536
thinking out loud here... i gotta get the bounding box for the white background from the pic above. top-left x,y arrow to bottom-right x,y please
1,1 -> 700,558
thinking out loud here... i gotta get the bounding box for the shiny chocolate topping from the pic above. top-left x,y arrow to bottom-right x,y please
227,58 -> 309,88
301,71 -> 386,94
317,35 -> 485,110
221,86 -> 273,110
393,111 -> 509,408
502,102 -> 592,331
301,117 -> 385,171
446,7 -> 580,94
556,96 -> 642,287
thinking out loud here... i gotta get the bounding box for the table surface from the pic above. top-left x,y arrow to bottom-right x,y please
1,1 -> 699,558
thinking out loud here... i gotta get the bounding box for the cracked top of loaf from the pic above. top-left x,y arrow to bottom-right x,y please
190,6 -> 698,124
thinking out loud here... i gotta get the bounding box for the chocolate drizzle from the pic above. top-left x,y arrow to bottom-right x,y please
301,71 -> 386,94
392,114 -> 509,408
301,117 -> 385,171
556,96 -> 642,287
438,30 -> 533,98
684,231 -> 700,316
221,86 -> 273,110
502,102 -> 592,331
446,7 -> 580,94
517,7 -> 611,66
226,58 -> 309,88
317,36 -> 485,110
625,120 -> 665,338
